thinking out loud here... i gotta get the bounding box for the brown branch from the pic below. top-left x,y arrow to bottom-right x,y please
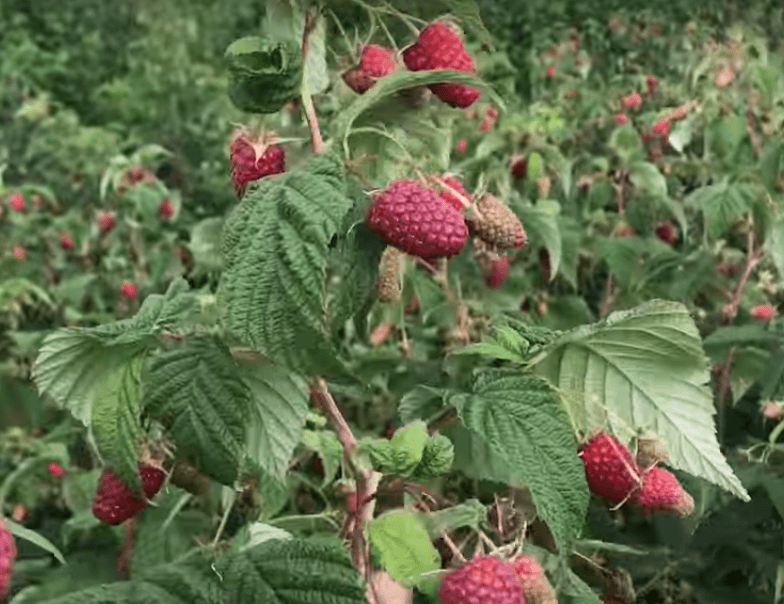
720,226 -> 761,323
301,8 -> 324,155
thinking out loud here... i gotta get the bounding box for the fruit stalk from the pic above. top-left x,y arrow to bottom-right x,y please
301,7 -> 324,155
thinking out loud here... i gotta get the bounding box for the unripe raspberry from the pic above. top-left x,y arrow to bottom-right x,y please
13,246 -> 26,260
466,194 -> 527,249
633,466 -> 694,517
613,113 -> 629,125
158,198 -> 174,220
8,192 -> 25,212
0,518 -> 16,599
96,210 -> 116,234
613,223 -> 635,238
751,303 -> 776,321
439,556 -> 524,604
761,400 -> 784,420
715,67 -> 734,88
120,280 -> 138,301
60,233 -> 74,250
622,91 -> 642,110
376,246 -> 403,302
536,176 -> 551,199
580,432 -> 642,505
511,554 -> 557,604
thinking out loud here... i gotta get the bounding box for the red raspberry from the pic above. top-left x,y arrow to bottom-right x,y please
633,467 -> 694,517
366,180 -> 467,259
579,432 -> 642,505
158,198 -> 174,220
622,91 -> 642,110
479,119 -> 492,132
229,129 -> 286,197
483,256 -> 511,289
359,44 -> 397,78
402,22 -> 480,108
511,155 -> 527,179
545,65 -> 556,78
511,554 -> 557,604
0,518 -> 16,599
96,210 -> 116,234
92,462 -> 166,525
751,303 -> 776,321
8,192 -> 25,212
120,280 -> 138,301
439,556 -> 524,604
431,175 -> 470,211
646,74 -> 659,93
456,138 -> 468,153
613,113 -> 629,125
652,119 -> 671,136
566,87 -> 578,98
60,233 -> 74,250
13,246 -> 26,260
48,462 -> 65,477
655,221 -> 678,244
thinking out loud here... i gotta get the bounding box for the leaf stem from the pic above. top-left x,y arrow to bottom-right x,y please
301,8 -> 324,155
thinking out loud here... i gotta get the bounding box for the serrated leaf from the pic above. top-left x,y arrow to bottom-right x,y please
144,337 -> 251,485
449,369 -> 589,552
219,537 -> 366,604
367,511 -> 440,588
300,429 -> 343,485
532,300 -> 750,501
219,151 -> 353,378
5,518 -> 65,564
243,522 -> 293,550
685,182 -> 754,240
91,355 -> 144,491
418,499 -> 486,538
398,386 -> 449,424
388,421 -> 429,476
235,354 -> 310,480
414,433 -> 454,479
452,324 -> 529,363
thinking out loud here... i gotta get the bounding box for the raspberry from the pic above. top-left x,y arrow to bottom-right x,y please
511,555 -> 557,604
229,128 -> 286,197
92,462 -> 166,525
466,194 -> 527,249
8,192 -> 25,212
96,210 -> 116,234
402,22 -> 480,108
655,221 -> 678,244
622,91 -> 642,110
120,280 -> 138,301
613,223 -> 635,238
511,156 -> 527,179
474,238 -> 510,289
579,432 -> 642,505
158,198 -> 174,220
47,462 -> 65,477
430,174 -> 470,211
646,74 -> 659,93
59,233 -> 74,250
751,303 -> 776,321
0,518 -> 16,599
456,139 -> 468,153
715,67 -> 734,88
359,44 -> 397,78
613,113 -> 629,125
633,467 -> 694,517
366,180 -> 468,259
119,166 -> 157,191
439,556 -> 524,604
761,401 -> 784,420
376,246 -> 403,302
13,246 -> 26,260
342,66 -> 374,94
545,65 -> 556,78
652,119 -> 671,136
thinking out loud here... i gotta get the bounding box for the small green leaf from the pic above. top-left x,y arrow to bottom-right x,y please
609,124 -> 643,164
367,511 -> 440,588
418,499 -> 486,538
515,199 -> 562,279
5,518 -> 66,564
414,434 -> 454,479
629,161 -> 667,198
388,421 -> 429,477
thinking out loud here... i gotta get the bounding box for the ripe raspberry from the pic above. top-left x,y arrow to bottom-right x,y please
48,462 -> 65,478
466,194 -> 527,249
96,210 -> 116,234
511,555 -> 557,604
511,155 -> 527,179
92,462 -> 166,525
60,233 -> 74,250
158,198 -> 174,220
652,119 -> 671,136
633,467 -> 694,517
613,113 -> 629,125
579,432 -> 642,505
456,138 -> 468,153
635,434 -> 670,469
479,119 -> 492,132
430,175 -> 470,211
439,556 -> 524,604
751,303 -> 776,321
655,221 -> 678,244
474,238 -> 510,289
622,91 -> 642,110
0,518 -> 16,599
119,166 -> 156,191
120,280 -> 138,301
229,128 -> 286,197
545,65 -> 556,78
376,246 -> 403,302
646,74 -> 659,93
402,22 -> 480,108
13,246 -> 26,260
359,44 -> 397,78
8,192 -> 25,212
366,180 -> 468,259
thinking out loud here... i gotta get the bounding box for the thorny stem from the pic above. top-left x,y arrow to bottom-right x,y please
301,8 -> 324,155
439,530 -> 467,564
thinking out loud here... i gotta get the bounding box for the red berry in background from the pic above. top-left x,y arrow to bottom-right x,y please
613,113 -> 629,125
483,256 -> 511,289
511,155 -> 528,179
545,65 -> 556,78
366,180 -> 468,259
8,192 -> 25,212
479,119 -> 492,132
622,91 -> 642,110
359,44 -> 397,78
47,462 -> 65,478
96,210 -> 116,234
646,74 -> 659,93
92,462 -> 166,525
13,246 -> 26,260
402,21 -> 480,108
580,432 -> 642,505
566,87 -> 578,98
439,556 -> 524,604
751,303 -> 776,321
120,280 -> 138,301
456,138 -> 467,153
655,221 -> 678,244
0,518 -> 16,600
652,119 -> 671,136
59,233 -> 74,250
229,128 -> 286,197
158,198 -> 174,220
633,466 -> 694,517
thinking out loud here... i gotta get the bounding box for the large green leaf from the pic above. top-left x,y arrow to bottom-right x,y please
219,151 -> 353,378
448,369 -> 589,552
367,511 -> 440,588
218,537 -> 366,604
144,336 -> 251,485
532,300 -> 750,501
684,181 -> 756,240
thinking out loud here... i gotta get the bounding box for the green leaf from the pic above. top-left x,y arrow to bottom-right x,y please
219,537 -> 366,604
388,421 -> 429,476
760,138 -> 784,192
532,300 -> 750,501
5,518 -> 66,564
219,151 -> 354,378
629,161 -> 667,198
235,354 -> 310,480
418,499 -> 486,538
300,429 -> 343,485
144,336 -> 251,485
764,214 -> 784,280
414,433 -> 454,479
448,369 -> 589,552
225,36 -> 303,114
189,217 -> 224,273
452,324 -> 529,363
685,182 -> 755,240
91,355 -> 145,491
515,199 -> 562,280
367,511 -> 440,588
609,124 -> 643,164
440,0 -> 495,48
